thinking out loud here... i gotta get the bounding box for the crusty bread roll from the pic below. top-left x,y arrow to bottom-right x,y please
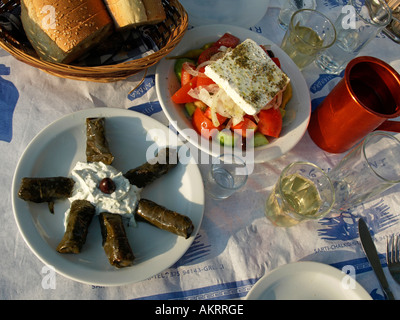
21,0 -> 113,64
103,0 -> 166,30
142,0 -> 166,24
103,0 -> 147,29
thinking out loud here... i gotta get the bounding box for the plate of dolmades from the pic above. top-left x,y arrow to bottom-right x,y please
12,108 -> 204,286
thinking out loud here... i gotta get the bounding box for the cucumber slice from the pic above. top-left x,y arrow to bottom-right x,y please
217,130 -> 238,147
174,58 -> 196,82
253,132 -> 269,147
185,103 -> 196,117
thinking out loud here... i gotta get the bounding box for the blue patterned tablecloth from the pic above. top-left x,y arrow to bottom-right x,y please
1,0 -> 400,301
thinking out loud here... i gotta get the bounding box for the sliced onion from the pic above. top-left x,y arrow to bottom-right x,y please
262,44 -> 272,51
188,87 -> 213,107
201,84 -> 219,93
253,114 -> 260,123
187,87 -> 201,100
182,62 -> 198,77
231,117 -> 244,127
275,91 -> 283,110
225,118 -> 233,130
210,105 -> 220,127
196,60 -> 214,72
187,80 -> 248,128
210,90 -> 222,127
212,89 -> 245,126
187,88 -> 199,100
198,88 -> 214,106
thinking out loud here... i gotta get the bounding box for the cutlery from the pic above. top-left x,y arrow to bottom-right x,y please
358,218 -> 395,300
387,234 -> 400,285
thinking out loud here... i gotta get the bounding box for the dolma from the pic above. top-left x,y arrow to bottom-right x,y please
136,199 -> 194,239
99,212 -> 135,268
124,148 -> 178,188
86,117 -> 114,165
56,200 -> 95,254
18,177 -> 75,213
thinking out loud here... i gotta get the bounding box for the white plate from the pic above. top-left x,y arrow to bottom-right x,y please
11,108 -> 204,286
156,24 -> 311,163
246,262 -> 372,300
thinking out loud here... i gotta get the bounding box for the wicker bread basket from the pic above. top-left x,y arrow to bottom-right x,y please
0,0 -> 188,82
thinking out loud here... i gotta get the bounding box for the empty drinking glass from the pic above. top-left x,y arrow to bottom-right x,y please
204,154 -> 248,200
316,0 -> 392,74
328,132 -> 400,211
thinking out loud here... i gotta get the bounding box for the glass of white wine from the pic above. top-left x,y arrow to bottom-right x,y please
265,162 -> 335,227
280,9 -> 336,70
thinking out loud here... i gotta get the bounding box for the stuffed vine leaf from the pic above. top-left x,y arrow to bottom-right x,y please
124,148 -> 178,188
136,199 -> 194,239
18,177 -> 75,213
99,212 -> 135,268
56,200 -> 95,254
86,117 -> 114,165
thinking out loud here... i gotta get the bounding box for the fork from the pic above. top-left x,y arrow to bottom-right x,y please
387,235 -> 400,285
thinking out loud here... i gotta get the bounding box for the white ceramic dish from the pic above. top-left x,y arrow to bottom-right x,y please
155,24 -> 311,163
246,261 -> 372,300
11,108 -> 204,286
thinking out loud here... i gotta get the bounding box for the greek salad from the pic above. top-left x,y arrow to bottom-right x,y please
170,33 -> 292,148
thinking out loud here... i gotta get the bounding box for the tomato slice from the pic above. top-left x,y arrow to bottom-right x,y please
197,46 -> 220,65
260,45 -> 281,68
204,107 -> 227,126
181,62 -> 195,86
197,75 -> 215,88
260,45 -> 274,57
197,33 -> 240,65
257,108 -> 282,138
171,77 -> 198,104
231,117 -> 258,137
192,107 -> 218,139
271,57 -> 281,69
195,66 -> 215,87
213,33 -> 240,49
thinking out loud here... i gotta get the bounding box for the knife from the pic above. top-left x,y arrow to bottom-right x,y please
358,218 -> 395,300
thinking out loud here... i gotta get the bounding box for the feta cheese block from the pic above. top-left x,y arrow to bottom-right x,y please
204,39 -> 290,115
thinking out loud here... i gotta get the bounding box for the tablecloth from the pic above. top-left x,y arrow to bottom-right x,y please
1,0 -> 400,301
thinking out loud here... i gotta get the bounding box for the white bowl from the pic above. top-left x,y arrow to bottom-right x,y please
179,0 -> 271,28
155,25 -> 311,163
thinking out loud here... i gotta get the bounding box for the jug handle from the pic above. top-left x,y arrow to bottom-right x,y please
375,120 -> 400,133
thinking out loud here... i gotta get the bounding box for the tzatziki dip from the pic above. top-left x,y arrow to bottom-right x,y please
65,161 -> 141,228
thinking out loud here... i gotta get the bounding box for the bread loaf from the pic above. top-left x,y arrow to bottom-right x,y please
103,0 -> 147,29
103,0 -> 166,30
142,0 -> 166,24
21,0 -> 113,64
